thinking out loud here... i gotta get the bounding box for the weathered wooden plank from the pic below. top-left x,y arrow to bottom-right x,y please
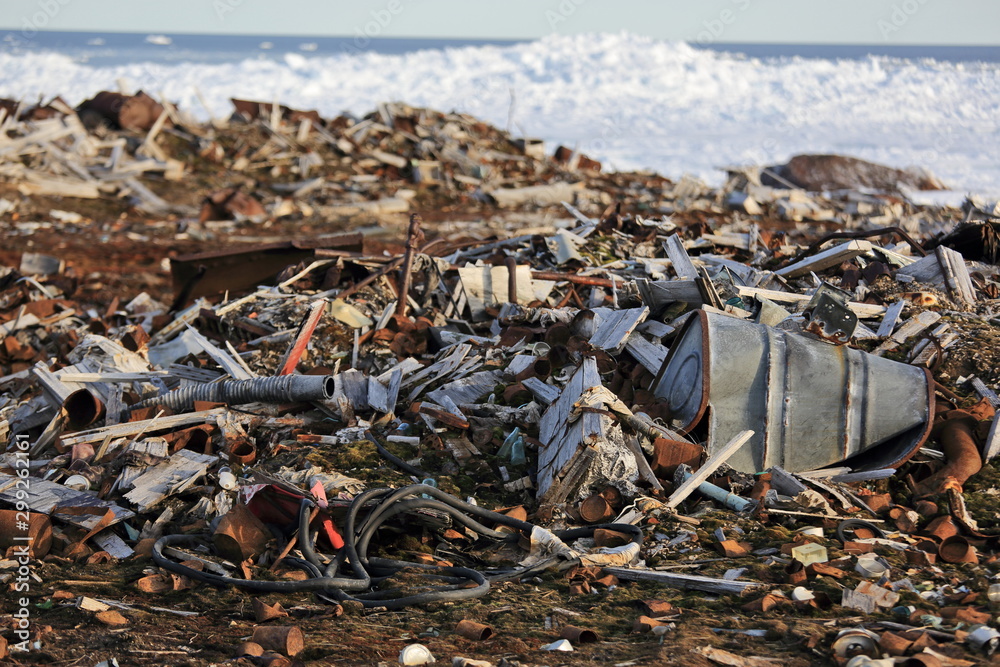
401,344 -> 470,390
983,415 -> 1000,463
737,286 -> 886,318
368,368 -> 402,414
876,300 -> 906,338
118,437 -> 170,490
701,232 -> 750,248
829,469 -> 896,484
972,377 -> 1000,409
415,401 -> 470,429
426,370 -> 503,406
537,358 -> 606,500
0,473 -> 134,529
776,240 -> 873,278
636,320 -> 675,339
184,325 -> 255,380
910,324 -> 957,366
521,377 -> 560,406
873,310 -> 941,356
589,307 -> 649,354
505,355 -> 536,379
604,567 -> 764,595
444,434 -> 480,464
146,299 -> 209,348
693,647 -> 780,666
898,246 -> 976,304
662,234 -> 699,280
335,369 -> 369,411
625,436 -> 664,491
123,450 -> 218,512
624,332 -> 669,374
59,409 -> 226,447
488,181 -> 584,208
457,265 -> 535,318
58,372 -> 171,383
768,466 -> 808,497
93,531 -> 134,559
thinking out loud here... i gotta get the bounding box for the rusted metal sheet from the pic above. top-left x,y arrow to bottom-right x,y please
764,154 -> 945,192
652,310 -> 933,473
77,90 -> 169,132
199,187 -> 266,223
170,234 -> 364,301
230,98 -> 321,124
0,509 -> 52,556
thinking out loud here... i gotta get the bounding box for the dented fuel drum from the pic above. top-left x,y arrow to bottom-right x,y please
653,310 -> 933,473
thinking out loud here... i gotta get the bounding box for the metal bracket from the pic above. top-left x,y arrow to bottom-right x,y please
803,284 -> 857,345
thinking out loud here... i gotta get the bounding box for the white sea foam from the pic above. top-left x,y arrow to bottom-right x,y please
1,33 -> 997,196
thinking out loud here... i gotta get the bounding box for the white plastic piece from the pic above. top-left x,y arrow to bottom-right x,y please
399,644 -> 436,665
855,555 -> 888,578
63,474 -> 91,491
541,639 -> 574,651
791,586 -> 815,601
968,626 -> 1000,655
218,467 -> 237,491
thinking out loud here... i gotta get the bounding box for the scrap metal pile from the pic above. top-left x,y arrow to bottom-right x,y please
2,90 -> 1000,666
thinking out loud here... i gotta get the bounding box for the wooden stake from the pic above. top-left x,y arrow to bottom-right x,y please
665,430 -> 753,510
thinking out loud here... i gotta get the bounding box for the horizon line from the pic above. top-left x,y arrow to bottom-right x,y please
2,28 -> 998,49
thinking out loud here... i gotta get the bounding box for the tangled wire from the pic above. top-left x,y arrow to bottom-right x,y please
152,484 -> 642,609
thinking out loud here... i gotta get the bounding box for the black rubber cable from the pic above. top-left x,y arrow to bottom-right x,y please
353,497 -> 515,557
365,430 -> 427,478
152,535 -> 371,593
836,518 -> 887,544
283,556 -> 324,579
297,498 -> 325,571
151,483 -> 642,609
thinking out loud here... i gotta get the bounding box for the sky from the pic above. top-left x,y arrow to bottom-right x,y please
1,0 -> 999,45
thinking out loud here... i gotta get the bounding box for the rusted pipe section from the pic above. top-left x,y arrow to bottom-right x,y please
63,389 -> 106,430
560,625 -> 598,643
455,619 -> 494,641
505,256 -> 518,305
228,438 -> 258,466
914,411 -> 982,498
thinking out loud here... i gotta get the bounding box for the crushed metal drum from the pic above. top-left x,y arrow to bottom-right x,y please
652,310 -> 934,472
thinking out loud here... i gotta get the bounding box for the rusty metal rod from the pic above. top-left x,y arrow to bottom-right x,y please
278,298 -> 327,376
395,214 -> 423,319
335,235 -> 445,303
934,380 -> 964,404
530,271 -> 625,288
555,286 -> 576,309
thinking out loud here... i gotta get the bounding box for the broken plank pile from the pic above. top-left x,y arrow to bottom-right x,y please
3,86 -> 993,249
2,100 -> 1000,667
